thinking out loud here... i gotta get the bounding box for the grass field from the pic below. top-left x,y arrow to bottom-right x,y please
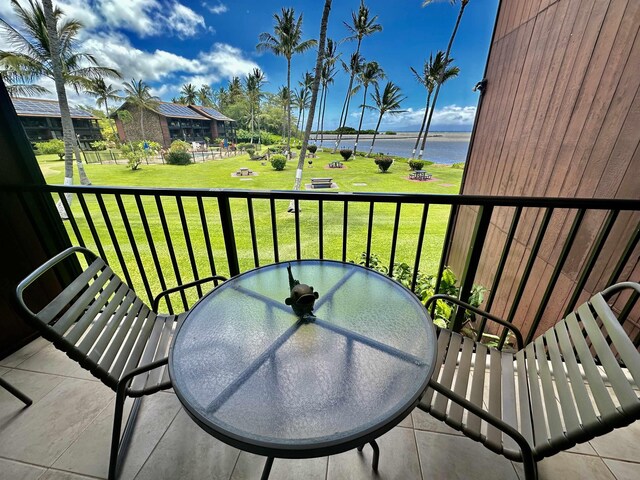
38,151 -> 463,303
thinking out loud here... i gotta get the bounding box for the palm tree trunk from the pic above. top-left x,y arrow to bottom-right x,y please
42,0 -> 76,217
290,0 -> 332,208
354,85 -> 368,155
419,2 -> 467,160
368,113 -> 383,156
314,83 -> 325,143
74,139 -> 90,185
286,58 -> 292,158
333,37 -> 362,153
411,93 -> 431,159
320,85 -> 328,146
417,92 -> 432,158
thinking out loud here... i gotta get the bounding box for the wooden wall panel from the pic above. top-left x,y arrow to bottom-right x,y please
450,0 -> 640,340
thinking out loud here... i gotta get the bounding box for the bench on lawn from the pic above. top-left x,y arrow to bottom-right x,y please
329,161 -> 343,168
236,167 -> 253,176
311,177 -> 333,188
409,170 -> 432,181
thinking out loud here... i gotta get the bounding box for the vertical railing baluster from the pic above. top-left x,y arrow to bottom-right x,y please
432,205 -> 456,317
477,206 -> 522,340
58,191 -> 86,247
156,195 -> 188,310
318,200 -> 324,260
365,202 -> 374,268
269,198 -> 279,263
218,194 -> 240,276
498,207 -> 554,348
564,209 -> 619,317
294,199 -> 301,260
451,205 -> 494,332
176,196 -> 202,298
77,192 -> 107,261
115,193 -> 153,303
96,193 -> 133,288
197,197 -> 217,277
247,198 -> 259,268
342,201 -> 349,262
135,194 -> 170,311
411,204 -> 430,292
388,203 -> 402,276
526,209 -> 586,344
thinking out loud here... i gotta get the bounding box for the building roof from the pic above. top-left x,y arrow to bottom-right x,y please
189,105 -> 235,122
11,97 -> 98,119
154,102 -> 209,120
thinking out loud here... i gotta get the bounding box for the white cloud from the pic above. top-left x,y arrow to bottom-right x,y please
202,2 -> 228,14
198,43 -> 259,80
382,105 -> 477,127
167,2 -> 206,38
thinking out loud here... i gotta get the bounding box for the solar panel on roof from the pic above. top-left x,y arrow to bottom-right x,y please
11,98 -> 96,118
157,103 -> 207,119
198,106 -> 233,121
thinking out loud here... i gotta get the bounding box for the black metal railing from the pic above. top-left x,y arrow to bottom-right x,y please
5,184 -> 639,347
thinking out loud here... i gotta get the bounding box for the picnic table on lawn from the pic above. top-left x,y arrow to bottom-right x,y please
409,170 -> 432,181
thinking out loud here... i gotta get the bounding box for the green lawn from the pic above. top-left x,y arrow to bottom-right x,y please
38,151 -> 462,303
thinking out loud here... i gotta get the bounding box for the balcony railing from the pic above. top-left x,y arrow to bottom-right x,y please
5,184 -> 639,347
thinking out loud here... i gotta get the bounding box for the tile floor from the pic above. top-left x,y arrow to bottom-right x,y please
0,338 -> 638,480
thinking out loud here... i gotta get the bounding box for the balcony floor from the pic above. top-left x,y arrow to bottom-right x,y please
0,338 -> 638,480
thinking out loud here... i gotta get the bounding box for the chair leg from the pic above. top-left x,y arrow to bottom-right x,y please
108,385 -> 143,480
0,377 -> 32,406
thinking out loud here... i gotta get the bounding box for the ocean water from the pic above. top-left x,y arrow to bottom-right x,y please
311,132 -> 471,165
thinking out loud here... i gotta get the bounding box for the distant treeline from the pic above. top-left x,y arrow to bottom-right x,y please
312,126 -> 396,135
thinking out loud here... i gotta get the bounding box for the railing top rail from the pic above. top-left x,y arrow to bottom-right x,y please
2,184 -> 639,210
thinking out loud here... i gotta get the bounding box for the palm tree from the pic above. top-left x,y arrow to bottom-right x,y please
353,61 -> 384,155
123,78 -> 160,144
213,86 -> 227,110
292,85 -> 310,138
85,77 -> 122,142
315,37 -> 339,144
333,0 -> 382,152
257,8 -> 317,157
180,83 -> 197,105
366,81 -> 406,156
197,85 -> 213,107
410,51 -> 459,158
1,0 -> 120,187
245,68 -> 266,144
276,85 -> 290,139
290,0 -> 333,203
419,0 -> 470,160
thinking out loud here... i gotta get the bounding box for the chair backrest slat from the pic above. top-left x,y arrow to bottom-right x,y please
577,302 -> 638,410
449,336 -> 475,423
127,314 -> 165,390
51,267 -> 113,336
590,293 -> 640,385
500,353 -> 518,452
37,258 -> 106,323
87,290 -> 137,363
486,348 -> 503,449
515,352 -> 534,447
136,316 -> 176,390
533,336 -> 564,444
95,299 -> 143,369
109,307 -> 153,380
524,344 -> 548,448
433,332 -> 462,413
466,342 -> 487,435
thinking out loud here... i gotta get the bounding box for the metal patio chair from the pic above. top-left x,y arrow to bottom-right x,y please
15,246 -> 225,480
420,282 -> 640,480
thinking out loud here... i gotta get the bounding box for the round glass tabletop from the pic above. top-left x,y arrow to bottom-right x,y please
169,260 -> 437,458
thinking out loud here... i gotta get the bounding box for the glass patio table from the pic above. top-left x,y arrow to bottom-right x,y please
169,260 -> 437,478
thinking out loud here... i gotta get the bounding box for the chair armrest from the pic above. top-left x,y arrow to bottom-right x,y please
425,294 -> 524,350
427,379 -> 537,478
152,275 -> 227,312
15,246 -> 97,318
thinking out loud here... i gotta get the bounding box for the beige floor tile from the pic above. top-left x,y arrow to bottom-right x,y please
133,409 -> 240,480
39,469 -> 99,480
0,366 -> 10,376
231,453 -> 327,480
603,459 -> 640,480
0,337 -> 49,368
398,412 -> 413,428
565,440 -> 598,456
513,452 -> 616,480
411,408 -> 462,435
327,426 -> 421,480
415,430 -> 518,480
0,457 -> 46,480
0,377 -> 112,466
16,344 -> 97,381
589,421 -> 640,463
53,391 -> 182,480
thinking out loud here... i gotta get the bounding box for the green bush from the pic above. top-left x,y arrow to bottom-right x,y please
166,150 -> 192,165
169,140 -> 190,153
236,142 -> 251,151
408,159 -> 425,171
307,145 -> 318,154
34,139 -> 65,158
339,149 -> 353,161
268,146 -> 281,153
270,154 -> 286,171
260,132 -> 280,145
246,148 -> 255,157
452,162 -> 465,169
374,157 -> 393,173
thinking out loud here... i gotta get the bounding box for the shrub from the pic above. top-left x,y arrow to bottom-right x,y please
246,148 -> 255,157
374,157 -> 393,173
268,146 -> 281,153
384,131 -> 396,135
34,139 -> 65,158
169,140 -> 190,153
408,159 -> 425,171
166,150 -> 192,165
270,154 -> 286,171
236,142 -> 251,151
452,162 -> 465,169
339,149 -> 353,161
307,145 -> 317,155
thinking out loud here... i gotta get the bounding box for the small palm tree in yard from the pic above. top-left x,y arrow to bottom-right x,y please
410,51 -> 459,158
123,78 -> 160,145
315,37 -> 339,145
245,68 -> 266,144
366,82 -> 406,156
353,61 -> 385,155
85,77 -> 122,142
257,8 -> 317,158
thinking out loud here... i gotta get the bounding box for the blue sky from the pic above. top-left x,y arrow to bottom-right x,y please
1,0 -> 499,131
